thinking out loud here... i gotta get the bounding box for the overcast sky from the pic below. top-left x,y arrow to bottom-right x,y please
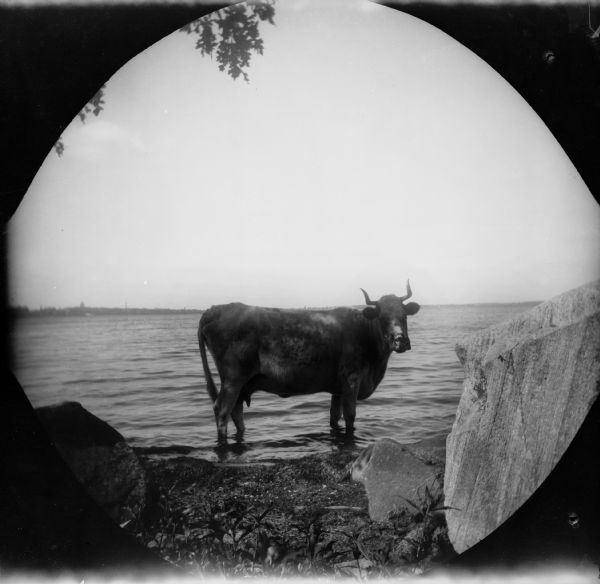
8,0 -> 600,309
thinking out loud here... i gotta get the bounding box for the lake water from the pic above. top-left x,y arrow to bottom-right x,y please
10,303 -> 537,461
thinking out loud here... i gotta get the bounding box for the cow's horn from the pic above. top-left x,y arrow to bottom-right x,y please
360,288 -> 378,306
398,279 -> 412,302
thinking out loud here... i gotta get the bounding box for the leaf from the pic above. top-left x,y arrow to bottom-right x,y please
256,507 -> 272,523
313,538 -> 335,558
180,0 -> 275,82
54,139 -> 65,156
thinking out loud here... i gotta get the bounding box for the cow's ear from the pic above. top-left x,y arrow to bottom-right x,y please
404,302 -> 420,315
362,306 -> 380,320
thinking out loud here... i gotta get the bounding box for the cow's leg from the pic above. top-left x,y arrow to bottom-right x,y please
231,399 -> 245,436
213,381 -> 242,440
342,394 -> 356,433
342,373 -> 361,433
330,394 -> 342,430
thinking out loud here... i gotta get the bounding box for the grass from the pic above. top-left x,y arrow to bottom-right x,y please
124,450 -> 456,578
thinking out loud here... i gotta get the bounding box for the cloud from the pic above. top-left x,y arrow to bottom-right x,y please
65,119 -> 145,161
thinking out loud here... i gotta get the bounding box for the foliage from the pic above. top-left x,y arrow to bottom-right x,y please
394,481 -> 454,523
126,452 -> 456,578
54,2 -> 275,156
54,85 -> 106,156
78,84 -> 106,122
180,0 -> 275,82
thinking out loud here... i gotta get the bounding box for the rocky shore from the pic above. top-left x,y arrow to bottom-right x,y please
124,446 -> 454,578
34,402 -> 454,578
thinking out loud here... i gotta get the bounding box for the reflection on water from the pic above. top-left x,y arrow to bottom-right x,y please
10,303 -> 537,461
212,428 -> 358,462
214,438 -> 250,462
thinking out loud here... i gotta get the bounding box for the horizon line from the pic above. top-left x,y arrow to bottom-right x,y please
8,299 -> 543,313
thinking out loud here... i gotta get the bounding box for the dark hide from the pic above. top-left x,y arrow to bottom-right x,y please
198,290 -> 420,439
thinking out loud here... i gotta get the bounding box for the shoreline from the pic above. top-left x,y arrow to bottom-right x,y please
131,429 -> 448,462
125,444 -> 454,578
132,440 -> 364,465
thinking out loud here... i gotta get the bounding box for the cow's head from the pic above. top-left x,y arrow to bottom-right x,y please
361,280 -> 420,353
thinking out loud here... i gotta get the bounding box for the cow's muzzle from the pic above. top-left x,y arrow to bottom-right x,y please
393,335 -> 411,353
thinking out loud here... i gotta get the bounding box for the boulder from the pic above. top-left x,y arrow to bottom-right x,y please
404,436 -> 447,467
35,401 -> 147,524
444,281 -> 600,554
351,437 -> 444,521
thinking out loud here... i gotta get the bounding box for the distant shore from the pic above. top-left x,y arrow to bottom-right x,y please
9,306 -> 205,318
9,300 -> 541,319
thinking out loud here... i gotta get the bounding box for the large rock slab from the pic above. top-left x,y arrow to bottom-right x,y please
351,437 -> 444,521
444,281 -> 600,554
36,401 -> 147,524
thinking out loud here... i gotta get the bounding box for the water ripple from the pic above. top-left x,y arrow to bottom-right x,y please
11,304 -> 532,460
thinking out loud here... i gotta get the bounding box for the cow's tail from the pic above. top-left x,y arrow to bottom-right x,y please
198,324 -> 219,405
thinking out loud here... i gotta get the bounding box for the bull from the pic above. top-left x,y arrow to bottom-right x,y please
198,281 -> 420,440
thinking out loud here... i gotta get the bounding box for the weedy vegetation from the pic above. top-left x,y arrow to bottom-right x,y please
125,450 -> 456,578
